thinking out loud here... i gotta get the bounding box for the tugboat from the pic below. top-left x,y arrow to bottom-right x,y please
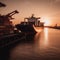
15,14 -> 44,33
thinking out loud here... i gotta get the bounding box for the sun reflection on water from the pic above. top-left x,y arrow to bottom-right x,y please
44,28 -> 48,46
33,25 -> 43,33
34,28 -> 49,50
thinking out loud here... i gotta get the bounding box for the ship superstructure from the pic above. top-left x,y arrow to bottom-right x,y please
16,14 -> 44,33
21,14 -> 44,27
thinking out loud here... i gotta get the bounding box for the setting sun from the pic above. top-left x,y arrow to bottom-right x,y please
44,20 -> 50,26
41,17 -> 51,26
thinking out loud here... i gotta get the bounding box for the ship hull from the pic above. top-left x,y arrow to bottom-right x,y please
33,25 -> 44,32
15,24 -> 37,34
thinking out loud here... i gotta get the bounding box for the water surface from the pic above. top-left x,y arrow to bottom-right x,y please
9,28 -> 60,60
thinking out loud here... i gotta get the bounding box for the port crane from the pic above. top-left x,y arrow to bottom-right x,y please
0,10 -> 19,35
0,2 -> 6,7
5,10 -> 19,20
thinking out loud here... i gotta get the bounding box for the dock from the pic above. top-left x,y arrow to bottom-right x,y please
0,33 -> 26,48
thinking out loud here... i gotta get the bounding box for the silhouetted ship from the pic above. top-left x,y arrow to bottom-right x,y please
16,14 -> 44,33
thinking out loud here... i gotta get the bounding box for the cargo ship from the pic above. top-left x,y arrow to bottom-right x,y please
15,14 -> 44,33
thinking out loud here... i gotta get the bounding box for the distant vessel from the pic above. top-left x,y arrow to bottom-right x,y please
15,14 -> 44,33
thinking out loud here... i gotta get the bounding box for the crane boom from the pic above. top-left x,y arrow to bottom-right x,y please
0,2 -> 6,7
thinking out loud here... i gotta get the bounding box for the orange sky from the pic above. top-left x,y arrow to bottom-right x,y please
0,0 -> 60,26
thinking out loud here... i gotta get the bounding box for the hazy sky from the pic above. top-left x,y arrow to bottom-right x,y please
0,0 -> 60,26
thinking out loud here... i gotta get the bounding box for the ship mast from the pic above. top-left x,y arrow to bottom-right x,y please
24,14 -> 41,26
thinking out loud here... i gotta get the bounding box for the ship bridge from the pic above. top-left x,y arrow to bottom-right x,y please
24,14 -> 43,27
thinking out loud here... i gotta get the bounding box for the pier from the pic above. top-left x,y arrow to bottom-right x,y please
0,32 -> 35,60
45,26 -> 60,30
0,33 -> 26,48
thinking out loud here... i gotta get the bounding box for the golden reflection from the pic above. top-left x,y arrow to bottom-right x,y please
33,25 -> 43,33
34,28 -> 49,50
41,16 -> 51,26
44,28 -> 48,46
34,33 -> 41,42
34,32 -> 41,49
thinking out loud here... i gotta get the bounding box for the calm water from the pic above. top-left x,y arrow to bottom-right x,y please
9,28 -> 60,60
